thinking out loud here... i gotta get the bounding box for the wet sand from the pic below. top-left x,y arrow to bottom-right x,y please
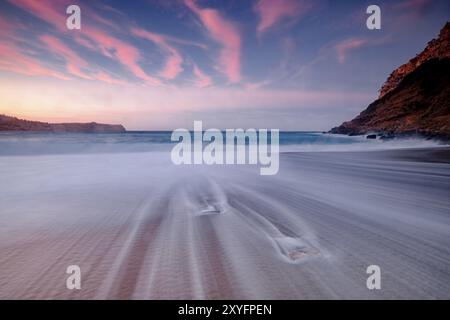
0,148 -> 449,299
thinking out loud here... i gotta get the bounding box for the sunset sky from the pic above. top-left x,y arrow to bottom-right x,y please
0,0 -> 449,130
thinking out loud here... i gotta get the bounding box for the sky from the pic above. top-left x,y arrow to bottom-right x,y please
0,0 -> 449,130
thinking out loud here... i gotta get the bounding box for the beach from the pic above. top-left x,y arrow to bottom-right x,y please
0,144 -> 449,299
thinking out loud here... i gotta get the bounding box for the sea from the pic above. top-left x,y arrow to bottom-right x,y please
0,131 -> 443,156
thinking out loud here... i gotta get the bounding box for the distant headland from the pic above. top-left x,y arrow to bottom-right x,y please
0,114 -> 126,133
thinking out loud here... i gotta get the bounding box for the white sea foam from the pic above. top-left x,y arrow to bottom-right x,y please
279,136 -> 446,152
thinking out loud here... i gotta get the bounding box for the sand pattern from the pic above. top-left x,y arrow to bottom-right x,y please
0,149 -> 449,299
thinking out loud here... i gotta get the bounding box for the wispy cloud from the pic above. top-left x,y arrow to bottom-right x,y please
7,0 -> 161,85
92,71 -> 126,85
40,35 -> 92,80
39,35 -> 125,84
81,27 -> 160,85
7,0 -> 68,31
193,64 -> 212,88
335,38 -> 368,64
0,10 -> 70,80
255,0 -> 312,35
132,28 -> 184,80
0,41 -> 71,80
184,0 -> 241,83
1,0 -> 447,130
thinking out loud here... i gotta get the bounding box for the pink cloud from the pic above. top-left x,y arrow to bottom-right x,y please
184,0 -> 241,83
132,28 -> 184,80
335,38 -> 368,64
39,35 -> 124,84
7,0 -> 67,31
0,10 -> 70,80
93,71 -> 126,85
81,27 -> 161,85
0,42 -> 70,80
7,0 -> 160,85
162,52 -> 183,80
255,0 -> 311,35
40,35 -> 92,80
193,64 -> 212,88
0,3 -> 129,86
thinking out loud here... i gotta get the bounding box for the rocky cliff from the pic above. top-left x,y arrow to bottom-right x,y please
331,22 -> 450,140
379,22 -> 450,98
0,114 -> 126,133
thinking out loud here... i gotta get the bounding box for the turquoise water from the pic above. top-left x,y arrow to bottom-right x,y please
0,131 -> 440,155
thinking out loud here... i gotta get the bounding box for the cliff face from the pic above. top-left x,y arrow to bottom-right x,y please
331,22 -> 450,140
0,115 -> 126,133
379,22 -> 450,98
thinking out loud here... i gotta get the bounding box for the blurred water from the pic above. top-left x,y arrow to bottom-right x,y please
0,131 -> 444,155
0,147 -> 449,299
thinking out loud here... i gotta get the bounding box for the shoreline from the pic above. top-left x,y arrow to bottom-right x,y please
284,147 -> 450,164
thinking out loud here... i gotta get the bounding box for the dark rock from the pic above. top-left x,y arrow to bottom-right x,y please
379,22 -> 450,98
366,134 -> 377,139
379,133 -> 395,140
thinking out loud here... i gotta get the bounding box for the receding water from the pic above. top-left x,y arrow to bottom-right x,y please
0,131 -> 444,156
